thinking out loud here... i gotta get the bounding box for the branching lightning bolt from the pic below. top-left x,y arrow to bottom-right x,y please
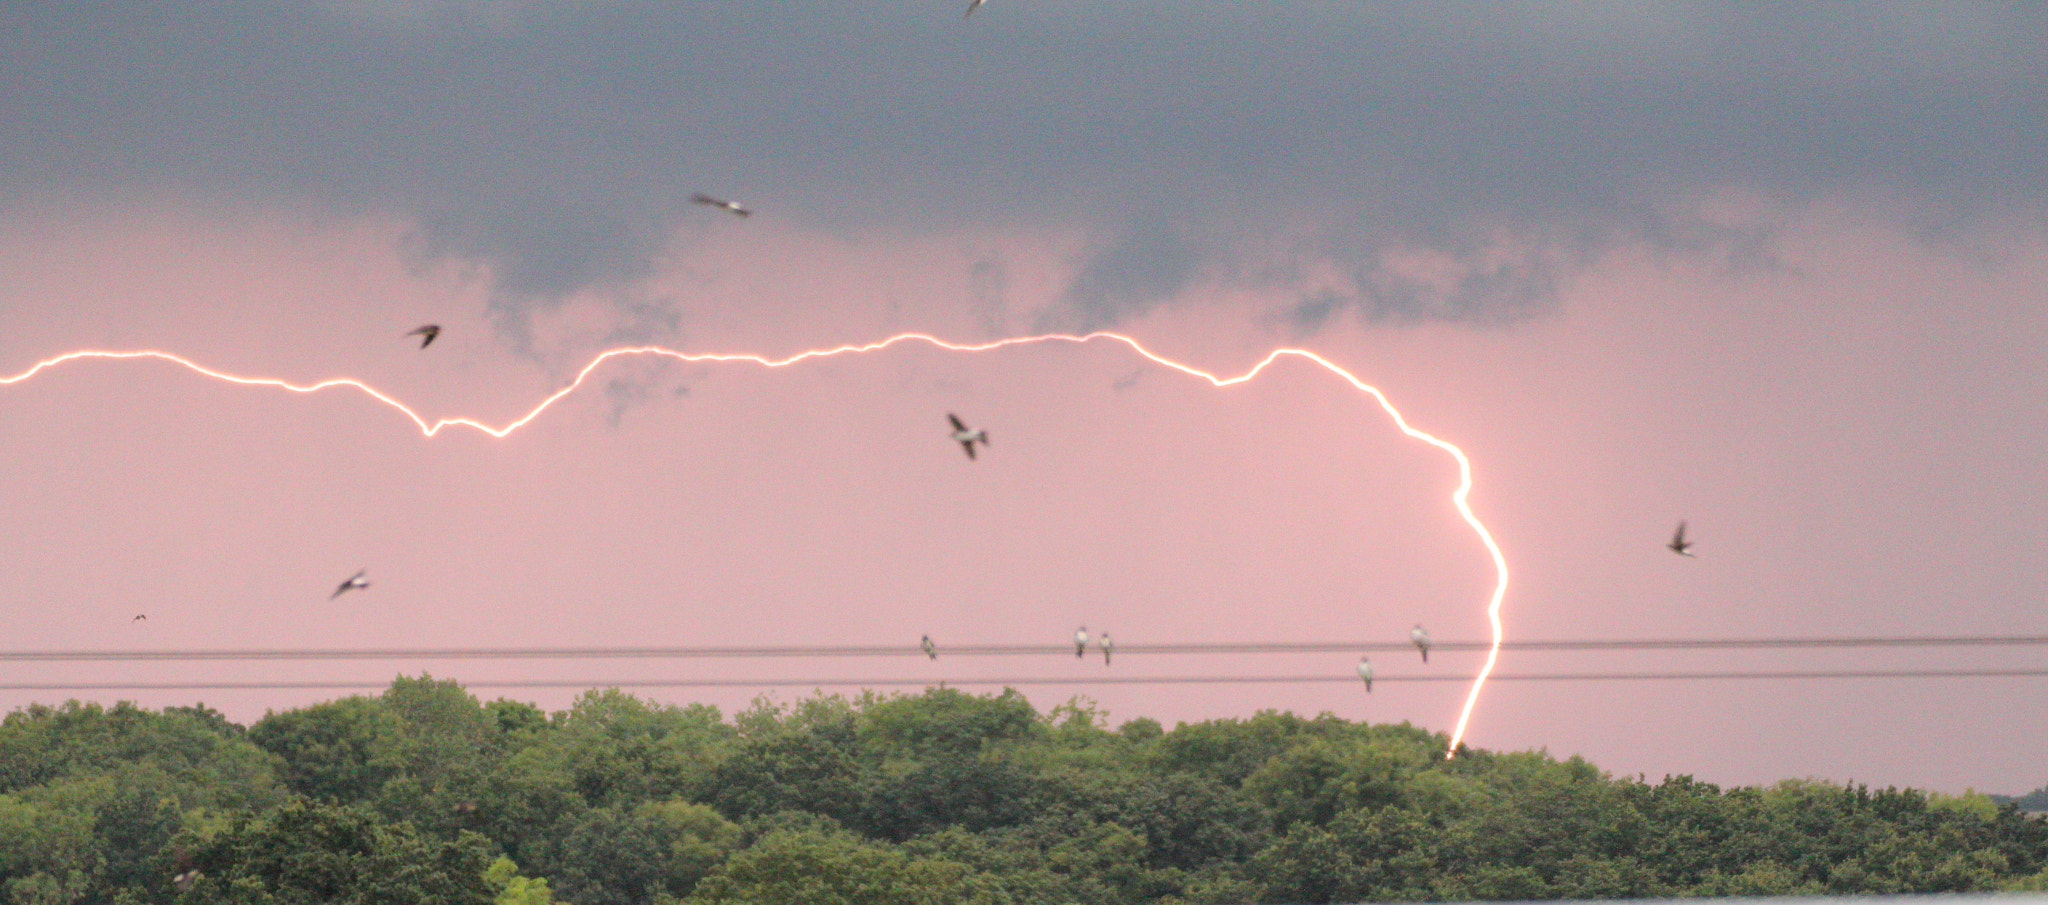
0,332 -> 1508,754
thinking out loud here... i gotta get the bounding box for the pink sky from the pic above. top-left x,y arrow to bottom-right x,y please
2,196 -> 2044,794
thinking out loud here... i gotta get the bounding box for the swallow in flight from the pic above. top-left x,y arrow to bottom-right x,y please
408,325 -> 440,348
948,414 -> 990,460
691,193 -> 750,217
331,569 -> 371,600
964,0 -> 987,17
1668,520 -> 1695,557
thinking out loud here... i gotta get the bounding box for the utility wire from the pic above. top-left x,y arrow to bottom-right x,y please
5,634 -> 2048,661
7,667 -> 2048,693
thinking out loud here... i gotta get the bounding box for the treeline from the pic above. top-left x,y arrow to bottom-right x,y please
1999,786 -> 2048,813
2,677 -> 2045,905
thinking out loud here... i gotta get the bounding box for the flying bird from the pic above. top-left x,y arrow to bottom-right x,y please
947,413 -> 990,460
132,614 -> 146,622
964,0 -> 987,17
921,634 -> 937,660
331,569 -> 370,600
1356,657 -> 1374,692
1101,632 -> 1114,666
1410,624 -> 1431,663
1668,520 -> 1695,557
169,846 -> 200,892
407,324 -> 440,348
1073,626 -> 1089,658
691,193 -> 750,217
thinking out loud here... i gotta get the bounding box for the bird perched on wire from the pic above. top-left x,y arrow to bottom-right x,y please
1667,520 -> 1695,557
947,414 -> 990,460
691,193 -> 750,217
1101,632 -> 1114,666
1410,624 -> 1431,663
921,634 -> 937,660
331,569 -> 371,600
1073,626 -> 1089,658
407,324 -> 440,348
1356,656 -> 1374,692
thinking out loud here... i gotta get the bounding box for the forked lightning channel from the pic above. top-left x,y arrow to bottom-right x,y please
0,331 -> 1509,755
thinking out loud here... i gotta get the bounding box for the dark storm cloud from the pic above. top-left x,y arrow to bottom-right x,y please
1253,232 -> 1570,335
2,1 -> 2042,333
1043,224 -> 1209,333
1261,206 -> 1789,334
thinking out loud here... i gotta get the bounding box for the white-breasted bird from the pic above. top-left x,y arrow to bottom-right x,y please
1668,520 -> 1695,557
947,413 -> 990,460
964,0 -> 987,17
1101,632 -> 1114,666
331,569 -> 371,600
407,324 -> 440,348
1410,624 -> 1431,663
1073,626 -> 1089,658
921,634 -> 937,660
691,193 -> 750,217
1356,656 -> 1374,692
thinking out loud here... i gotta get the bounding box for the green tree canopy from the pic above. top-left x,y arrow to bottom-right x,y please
4,682 -> 2047,905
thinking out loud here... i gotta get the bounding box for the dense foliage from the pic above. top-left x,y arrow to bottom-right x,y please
2,677 -> 2044,905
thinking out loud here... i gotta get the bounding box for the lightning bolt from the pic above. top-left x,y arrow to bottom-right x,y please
0,332 -> 1508,754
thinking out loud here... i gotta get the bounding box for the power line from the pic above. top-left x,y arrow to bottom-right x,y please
4,634 -> 2048,662
6,667 -> 2048,693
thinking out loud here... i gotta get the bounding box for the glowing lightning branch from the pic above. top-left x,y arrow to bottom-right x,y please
0,333 -> 1508,754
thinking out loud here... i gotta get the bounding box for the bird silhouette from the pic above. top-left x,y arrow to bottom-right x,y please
1668,520 -> 1695,557
1356,656 -> 1374,692
331,569 -> 370,600
947,413 -> 990,460
407,324 -> 440,348
964,0 -> 987,17
691,193 -> 750,217
921,634 -> 937,660
1410,625 -> 1431,663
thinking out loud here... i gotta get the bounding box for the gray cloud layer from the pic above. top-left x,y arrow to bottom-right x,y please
4,1 -> 2042,332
